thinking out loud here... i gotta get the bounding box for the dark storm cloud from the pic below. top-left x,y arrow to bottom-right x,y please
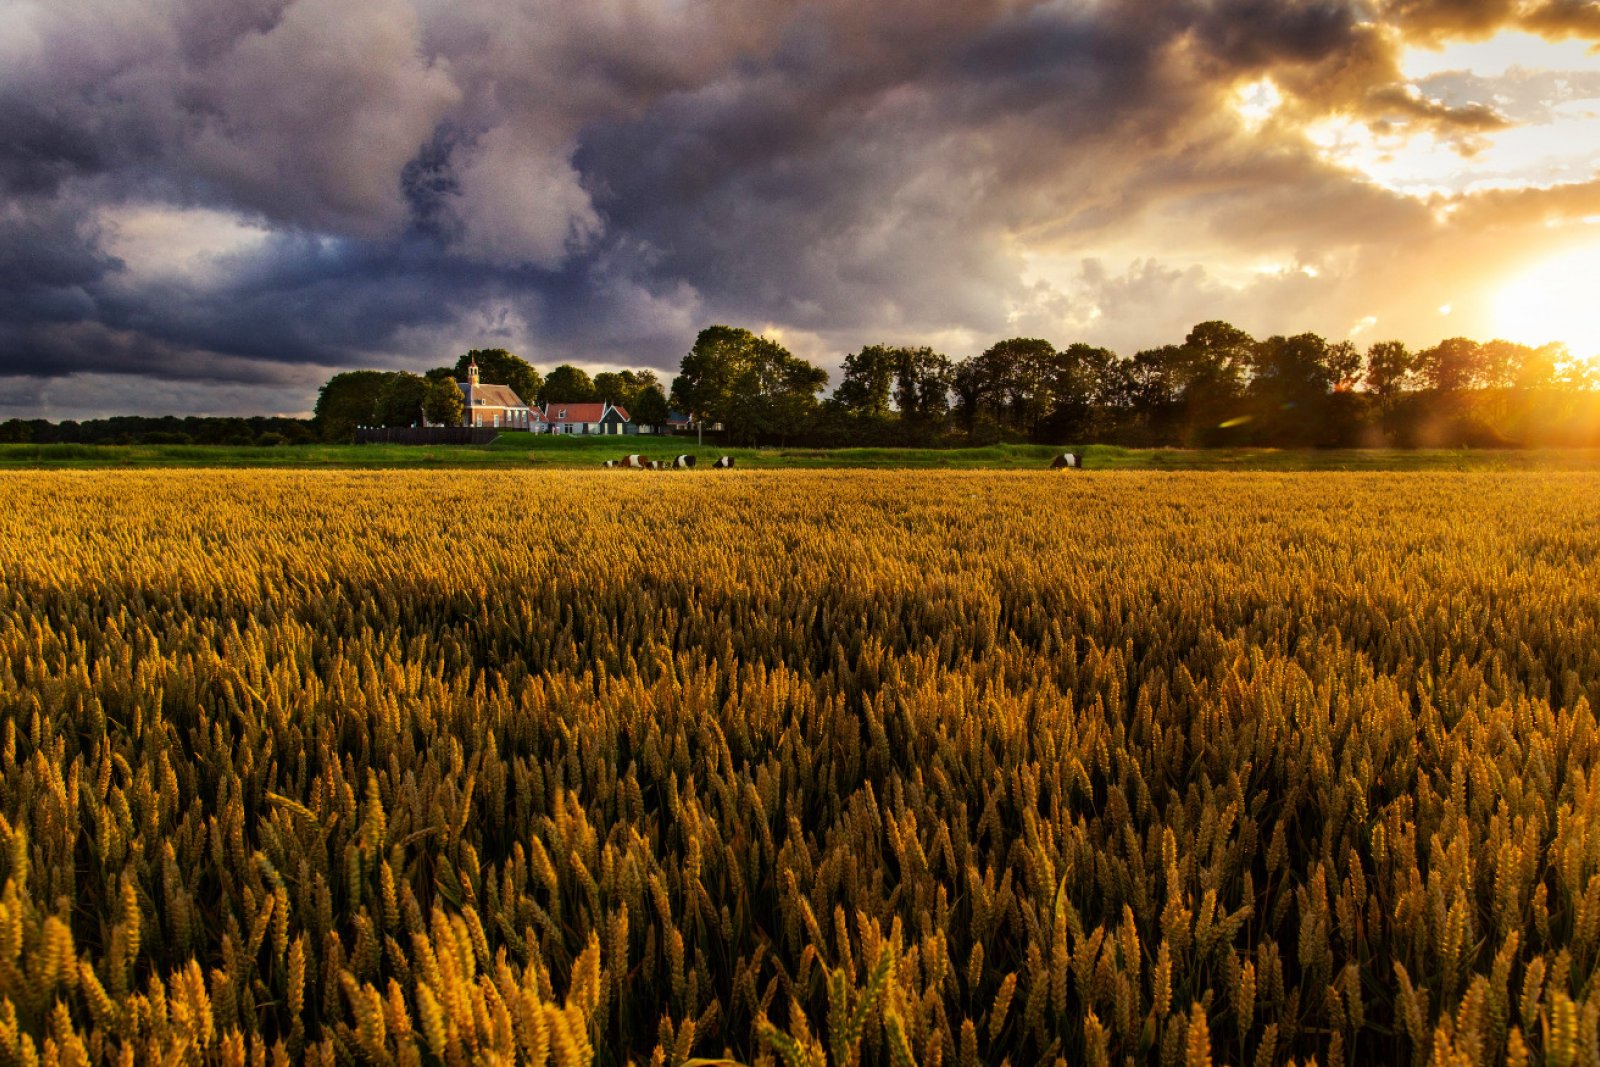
0,0 -> 1596,416
0,105 -> 107,197
0,201 -> 116,295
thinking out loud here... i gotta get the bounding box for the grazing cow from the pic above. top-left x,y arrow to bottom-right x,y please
713,456 -> 735,469
674,455 -> 696,468
648,460 -> 662,470
1051,452 -> 1081,470
602,460 -> 617,468
623,455 -> 645,468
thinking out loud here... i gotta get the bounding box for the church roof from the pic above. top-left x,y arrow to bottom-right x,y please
458,382 -> 532,410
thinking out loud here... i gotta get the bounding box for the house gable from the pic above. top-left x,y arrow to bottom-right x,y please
542,401 -> 637,434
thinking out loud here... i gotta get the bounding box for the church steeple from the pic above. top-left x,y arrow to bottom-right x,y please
467,357 -> 480,387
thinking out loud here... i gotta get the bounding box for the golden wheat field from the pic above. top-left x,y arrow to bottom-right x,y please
1,469 -> 1599,1067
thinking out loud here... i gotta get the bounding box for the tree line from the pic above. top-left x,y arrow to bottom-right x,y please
0,415 -> 317,446
312,349 -> 671,441
10,324 -> 1594,448
670,322 -> 1600,448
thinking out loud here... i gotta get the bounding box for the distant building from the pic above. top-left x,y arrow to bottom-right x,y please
543,402 -> 635,435
665,412 -> 722,434
457,359 -> 538,430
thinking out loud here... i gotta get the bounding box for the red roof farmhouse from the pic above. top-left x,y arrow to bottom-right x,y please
544,402 -> 634,435
451,359 -> 650,434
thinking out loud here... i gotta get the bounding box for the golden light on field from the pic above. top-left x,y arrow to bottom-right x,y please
1494,242 -> 1600,361
3,469 -> 1600,1062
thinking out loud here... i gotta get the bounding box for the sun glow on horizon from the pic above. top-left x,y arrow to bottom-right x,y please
1495,243 -> 1600,361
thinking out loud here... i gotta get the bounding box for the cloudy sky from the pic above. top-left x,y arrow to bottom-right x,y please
2,0 -> 1599,418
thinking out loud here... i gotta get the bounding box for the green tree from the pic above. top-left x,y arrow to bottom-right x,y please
1249,333 -> 1338,400
1364,341 -> 1415,398
1173,321 -> 1253,441
447,349 -> 542,405
1516,343 -> 1565,390
1247,333 -> 1342,443
314,371 -> 392,442
891,347 -> 953,427
1417,337 -> 1485,392
631,384 -> 670,428
1042,343 -> 1118,441
1180,321 -> 1251,398
423,378 -> 465,425
593,369 -> 661,410
1479,339 -> 1534,390
671,325 -> 747,426
832,346 -> 899,418
887,346 -> 953,444
374,372 -> 430,427
952,338 -> 1062,438
539,364 -> 599,404
672,325 -> 827,445
195,417 -> 256,445
1132,346 -> 1186,408
998,338 -> 1066,438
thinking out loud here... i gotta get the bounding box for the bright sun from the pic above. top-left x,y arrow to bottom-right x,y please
1494,243 -> 1600,361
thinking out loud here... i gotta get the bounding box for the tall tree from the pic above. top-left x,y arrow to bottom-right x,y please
1417,337 -> 1485,392
1516,342 -> 1565,390
1181,321 -> 1252,395
891,347 -> 953,426
593,369 -> 661,410
1326,340 -> 1364,392
374,372 -> 430,427
448,349 -> 541,405
672,325 -> 827,445
1364,341 -> 1415,398
952,357 -> 994,432
1478,339 -> 1534,390
832,346 -> 899,418
672,325 -> 749,428
1127,346 -> 1185,419
631,385 -> 670,428
1248,333 -> 1342,442
953,338 -> 1063,438
423,378 -> 465,425
1000,338 -> 1067,438
1041,343 -> 1118,441
314,370 -> 392,442
1173,321 -> 1253,440
540,364 -> 599,404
